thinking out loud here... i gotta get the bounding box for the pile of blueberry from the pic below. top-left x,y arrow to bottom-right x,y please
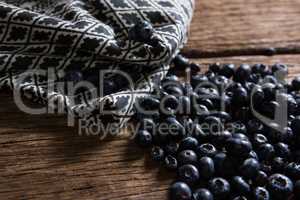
133,55 -> 300,200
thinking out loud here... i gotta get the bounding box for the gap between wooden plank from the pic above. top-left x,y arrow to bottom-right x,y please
182,46 -> 300,59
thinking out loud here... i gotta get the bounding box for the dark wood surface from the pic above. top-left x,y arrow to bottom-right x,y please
2,1 -> 300,200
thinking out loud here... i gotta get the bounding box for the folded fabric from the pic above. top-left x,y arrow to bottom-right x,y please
0,0 -> 194,129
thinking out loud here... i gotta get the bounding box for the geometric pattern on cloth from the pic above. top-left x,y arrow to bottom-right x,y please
0,0 -> 195,129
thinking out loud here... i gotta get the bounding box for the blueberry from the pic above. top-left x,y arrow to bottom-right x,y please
251,86 -> 265,106
267,174 -> 293,200
285,162 -> 300,180
244,82 -> 257,93
179,137 -> 199,151
253,134 -> 268,148
165,142 -> 179,156
257,143 -> 275,162
173,54 -> 190,70
197,87 -> 219,98
178,96 -> 191,115
232,86 -> 248,106
197,99 -> 215,110
208,177 -> 231,199
253,187 -> 270,200
190,63 -> 201,74
271,63 -> 288,76
248,151 -> 259,160
191,74 -> 209,89
193,104 -> 210,120
164,155 -> 178,170
234,64 -> 251,83
170,182 -> 192,200
252,64 -> 269,76
196,143 -> 217,157
150,146 -> 165,162
212,75 -> 230,91
164,86 -> 184,96
254,171 -> 268,186
162,95 -> 180,110
213,152 -> 226,171
248,74 -> 260,83
231,176 -> 251,195
232,196 -> 248,200
135,130 -> 153,147
232,133 -> 249,141
287,95 -> 298,114
178,164 -> 200,185
209,111 -> 232,122
205,71 -> 216,81
263,75 -> 278,84
129,21 -> 154,44
274,143 -> 290,158
225,138 -> 252,157
193,188 -> 213,200
203,116 -> 224,133
240,158 -> 260,179
162,75 -> 179,84
262,83 -> 276,101
138,96 -> 160,111
177,150 -> 198,165
198,157 -> 215,179
220,64 -> 235,78
292,76 -> 300,91
209,63 -> 221,73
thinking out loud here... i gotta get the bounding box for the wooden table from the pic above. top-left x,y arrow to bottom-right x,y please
1,1 -> 300,199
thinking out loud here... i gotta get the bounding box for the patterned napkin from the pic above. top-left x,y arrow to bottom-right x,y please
0,0 -> 194,129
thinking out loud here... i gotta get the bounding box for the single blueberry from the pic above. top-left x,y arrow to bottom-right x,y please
208,177 -> 231,199
179,137 -> 199,151
135,130 -> 153,147
164,155 -> 178,170
177,150 -> 198,165
240,158 -> 260,179
193,188 -> 213,200
267,174 -> 293,200
177,164 -> 200,185
170,182 -> 192,200
198,156 -> 215,179
150,146 -> 165,162
253,187 -> 270,200
196,143 -> 217,158
231,176 -> 251,195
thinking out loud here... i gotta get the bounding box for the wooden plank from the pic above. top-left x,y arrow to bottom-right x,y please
186,0 -> 300,56
1,55 -> 300,200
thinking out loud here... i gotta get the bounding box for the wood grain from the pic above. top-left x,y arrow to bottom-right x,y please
185,0 -> 300,56
2,55 -> 300,200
